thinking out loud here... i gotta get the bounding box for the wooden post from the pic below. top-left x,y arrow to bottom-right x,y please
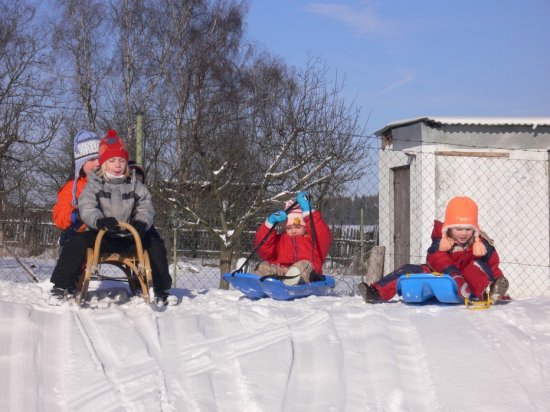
359,208 -> 365,280
365,245 -> 385,285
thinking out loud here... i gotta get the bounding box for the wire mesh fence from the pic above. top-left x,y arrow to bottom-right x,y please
1,139 -> 549,298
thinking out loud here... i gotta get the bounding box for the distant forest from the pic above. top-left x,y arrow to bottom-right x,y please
322,195 -> 379,226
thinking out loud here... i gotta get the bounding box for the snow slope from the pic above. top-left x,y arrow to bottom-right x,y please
1,279 -> 550,412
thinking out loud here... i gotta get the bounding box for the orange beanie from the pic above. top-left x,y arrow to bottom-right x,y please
439,196 -> 487,256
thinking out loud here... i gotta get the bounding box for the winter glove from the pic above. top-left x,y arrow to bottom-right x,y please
130,220 -> 148,238
267,210 -> 287,225
296,191 -> 311,213
96,217 -> 119,232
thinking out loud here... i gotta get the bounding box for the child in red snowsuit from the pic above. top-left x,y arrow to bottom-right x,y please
358,196 -> 509,303
252,192 -> 332,285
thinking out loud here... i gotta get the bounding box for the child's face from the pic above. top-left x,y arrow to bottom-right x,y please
82,158 -> 100,176
285,225 -> 306,237
104,157 -> 127,176
449,227 -> 474,245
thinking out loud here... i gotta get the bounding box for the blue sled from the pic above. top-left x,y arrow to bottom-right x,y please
396,273 -> 463,304
223,272 -> 336,301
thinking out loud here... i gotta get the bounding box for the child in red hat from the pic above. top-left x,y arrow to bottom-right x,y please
358,196 -> 509,303
49,130 -> 173,305
246,191 -> 332,285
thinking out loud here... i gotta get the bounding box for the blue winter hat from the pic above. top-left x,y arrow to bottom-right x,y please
72,130 -> 100,206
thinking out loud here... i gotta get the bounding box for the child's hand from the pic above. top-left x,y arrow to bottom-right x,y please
267,210 -> 287,225
130,220 -> 147,238
296,191 -> 311,212
96,217 -> 119,231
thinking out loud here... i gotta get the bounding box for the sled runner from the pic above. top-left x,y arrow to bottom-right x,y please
75,221 -> 154,305
396,273 -> 463,304
223,272 -> 336,300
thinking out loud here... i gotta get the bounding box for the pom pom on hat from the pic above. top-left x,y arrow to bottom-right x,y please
440,196 -> 487,256
98,129 -> 129,165
285,200 -> 305,227
72,130 -> 100,206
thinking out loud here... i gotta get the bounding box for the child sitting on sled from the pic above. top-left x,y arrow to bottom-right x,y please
52,130 -> 101,247
358,196 -> 509,303
249,191 -> 332,285
49,130 -> 173,305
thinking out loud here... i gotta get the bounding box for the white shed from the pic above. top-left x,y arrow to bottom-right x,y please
375,116 -> 550,297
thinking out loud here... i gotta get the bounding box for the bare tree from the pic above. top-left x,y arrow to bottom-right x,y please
105,0 -> 175,147
0,0 -> 60,215
142,0 -> 369,287
1,0 -> 371,287
50,0 -> 109,130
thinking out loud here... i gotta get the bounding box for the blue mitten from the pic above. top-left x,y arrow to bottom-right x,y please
267,210 -> 287,225
296,191 -> 311,213
70,209 -> 80,224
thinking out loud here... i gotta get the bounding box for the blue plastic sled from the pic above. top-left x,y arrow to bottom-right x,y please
223,272 -> 336,301
396,273 -> 463,304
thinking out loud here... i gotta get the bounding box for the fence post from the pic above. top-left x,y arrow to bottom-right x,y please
172,207 -> 177,287
365,245 -> 385,285
359,208 -> 365,282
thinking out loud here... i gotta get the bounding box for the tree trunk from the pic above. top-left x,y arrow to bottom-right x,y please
218,246 -> 233,289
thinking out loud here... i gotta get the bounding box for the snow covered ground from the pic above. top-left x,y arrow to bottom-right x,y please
1,261 -> 550,411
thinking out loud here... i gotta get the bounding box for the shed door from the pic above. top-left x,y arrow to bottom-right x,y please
393,166 -> 410,269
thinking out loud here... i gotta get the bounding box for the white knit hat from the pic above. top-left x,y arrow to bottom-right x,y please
72,130 -> 100,206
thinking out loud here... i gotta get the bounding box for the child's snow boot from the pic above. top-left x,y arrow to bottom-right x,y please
48,287 -> 74,306
154,289 -> 176,306
489,276 -> 509,302
357,282 -> 381,303
281,266 -> 302,286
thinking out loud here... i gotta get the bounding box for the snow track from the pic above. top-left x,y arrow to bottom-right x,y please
2,280 -> 550,411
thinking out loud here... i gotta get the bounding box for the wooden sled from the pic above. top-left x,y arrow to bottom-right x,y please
75,221 -> 153,305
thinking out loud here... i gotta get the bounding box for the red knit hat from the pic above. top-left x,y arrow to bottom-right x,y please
439,196 -> 487,256
98,130 -> 129,165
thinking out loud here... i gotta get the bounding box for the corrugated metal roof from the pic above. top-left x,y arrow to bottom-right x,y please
375,116 -> 550,136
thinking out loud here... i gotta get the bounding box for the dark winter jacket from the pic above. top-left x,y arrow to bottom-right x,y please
78,172 -> 154,236
255,210 -> 332,274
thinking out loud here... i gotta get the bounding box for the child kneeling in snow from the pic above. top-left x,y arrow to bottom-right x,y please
49,130 -> 173,305
358,196 -> 509,303
249,191 -> 332,285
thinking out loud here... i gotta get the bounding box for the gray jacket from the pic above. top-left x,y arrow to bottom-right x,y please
78,172 -> 155,235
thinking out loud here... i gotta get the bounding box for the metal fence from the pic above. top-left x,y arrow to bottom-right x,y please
1,141 -> 549,298
0,219 -> 375,295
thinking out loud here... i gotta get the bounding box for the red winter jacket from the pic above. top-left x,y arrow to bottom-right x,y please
426,220 -> 504,298
255,210 -> 332,274
52,177 -> 88,231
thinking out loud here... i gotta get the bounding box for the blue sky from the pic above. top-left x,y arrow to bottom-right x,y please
245,0 -> 550,134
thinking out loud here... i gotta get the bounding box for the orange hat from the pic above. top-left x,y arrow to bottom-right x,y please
439,196 -> 486,256
98,130 -> 129,165
285,200 -> 305,228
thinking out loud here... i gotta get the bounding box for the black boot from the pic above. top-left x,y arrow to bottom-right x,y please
48,286 -> 75,306
358,282 -> 381,303
154,289 -> 172,306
